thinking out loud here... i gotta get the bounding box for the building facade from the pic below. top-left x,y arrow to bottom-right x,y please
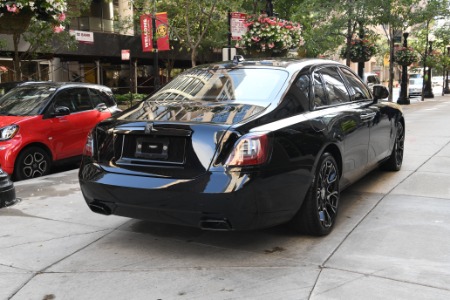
0,0 -> 217,94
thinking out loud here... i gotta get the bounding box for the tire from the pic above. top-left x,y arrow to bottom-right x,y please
381,122 -> 404,171
14,146 -> 51,181
290,152 -> 340,236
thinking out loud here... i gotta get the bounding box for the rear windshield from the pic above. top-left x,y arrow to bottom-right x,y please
148,68 -> 289,106
409,79 -> 423,85
0,86 -> 56,116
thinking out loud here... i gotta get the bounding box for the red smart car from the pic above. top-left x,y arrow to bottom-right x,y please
0,82 -> 120,180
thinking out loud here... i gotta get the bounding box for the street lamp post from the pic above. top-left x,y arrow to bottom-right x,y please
423,41 -> 434,99
357,24 -> 364,79
152,13 -> 160,91
397,32 -> 410,105
444,46 -> 450,94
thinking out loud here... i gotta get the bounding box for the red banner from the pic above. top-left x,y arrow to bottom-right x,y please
140,12 -> 170,52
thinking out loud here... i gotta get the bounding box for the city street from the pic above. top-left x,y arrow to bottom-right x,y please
1,92 -> 450,299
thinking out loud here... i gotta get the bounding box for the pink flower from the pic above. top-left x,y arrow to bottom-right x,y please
251,36 -> 261,42
268,42 -> 275,49
58,13 -> 66,22
6,4 -> 19,13
53,25 -> 65,33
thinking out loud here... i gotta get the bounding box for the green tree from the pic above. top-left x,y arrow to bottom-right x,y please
0,0 -> 90,80
156,0 -> 242,67
123,0 -> 241,67
369,0 -> 449,100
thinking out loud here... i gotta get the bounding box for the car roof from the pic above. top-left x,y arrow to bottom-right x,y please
18,81 -> 112,91
194,57 -> 343,75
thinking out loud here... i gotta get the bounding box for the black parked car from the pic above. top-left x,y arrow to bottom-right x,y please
79,58 -> 404,236
0,167 -> 16,208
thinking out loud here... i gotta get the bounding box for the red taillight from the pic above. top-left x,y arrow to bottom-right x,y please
83,131 -> 94,157
225,132 -> 270,166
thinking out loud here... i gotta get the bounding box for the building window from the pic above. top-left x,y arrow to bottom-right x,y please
73,0 -> 118,33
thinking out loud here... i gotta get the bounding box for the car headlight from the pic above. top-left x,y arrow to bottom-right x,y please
0,125 -> 19,141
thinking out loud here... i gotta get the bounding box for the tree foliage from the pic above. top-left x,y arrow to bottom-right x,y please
0,0 -> 91,80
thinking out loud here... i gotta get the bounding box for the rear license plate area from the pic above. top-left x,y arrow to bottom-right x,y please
135,137 -> 169,160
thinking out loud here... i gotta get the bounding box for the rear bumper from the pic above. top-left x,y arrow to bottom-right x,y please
408,89 -> 422,97
79,163 -> 311,231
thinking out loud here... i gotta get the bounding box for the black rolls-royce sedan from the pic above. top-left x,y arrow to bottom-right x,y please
79,58 -> 404,236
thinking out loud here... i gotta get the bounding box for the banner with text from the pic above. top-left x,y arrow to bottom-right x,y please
140,12 -> 170,52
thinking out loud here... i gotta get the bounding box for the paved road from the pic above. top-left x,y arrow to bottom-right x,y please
1,95 -> 450,300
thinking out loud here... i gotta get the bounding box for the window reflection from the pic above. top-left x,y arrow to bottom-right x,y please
0,86 -> 55,116
149,68 -> 288,106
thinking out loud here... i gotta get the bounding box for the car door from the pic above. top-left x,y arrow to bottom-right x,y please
313,66 -> 374,186
46,87 -> 101,159
339,68 -> 393,166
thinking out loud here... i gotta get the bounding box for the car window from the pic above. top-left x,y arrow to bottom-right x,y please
340,68 -> 372,101
319,67 -> 351,105
53,90 -> 76,112
295,74 -> 310,100
148,68 -> 289,106
275,74 -> 310,118
410,78 -> 423,85
53,88 -> 92,113
0,85 -> 55,116
312,72 -> 328,108
89,88 -> 115,107
367,75 -> 380,84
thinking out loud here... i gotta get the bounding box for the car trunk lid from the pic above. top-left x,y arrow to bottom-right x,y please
95,101 -> 266,178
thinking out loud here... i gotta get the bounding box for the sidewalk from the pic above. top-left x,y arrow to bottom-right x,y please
1,94 -> 450,299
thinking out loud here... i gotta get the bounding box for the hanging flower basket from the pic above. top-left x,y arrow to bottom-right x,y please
236,14 -> 303,58
341,37 -> 377,63
394,46 -> 418,66
0,11 -> 33,34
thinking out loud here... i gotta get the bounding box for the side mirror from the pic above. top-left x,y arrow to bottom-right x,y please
52,106 -> 70,117
372,84 -> 389,101
95,103 -> 108,111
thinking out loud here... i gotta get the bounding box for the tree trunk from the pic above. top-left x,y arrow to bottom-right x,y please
13,33 -> 21,81
346,19 -> 352,66
191,48 -> 197,67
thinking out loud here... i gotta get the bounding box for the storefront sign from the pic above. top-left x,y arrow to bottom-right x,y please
70,30 -> 94,44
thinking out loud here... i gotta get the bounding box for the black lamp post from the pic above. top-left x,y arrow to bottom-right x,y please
397,32 -> 410,104
444,46 -> 450,94
265,0 -> 273,16
357,24 -> 365,79
152,13 -> 160,91
423,40 -> 434,99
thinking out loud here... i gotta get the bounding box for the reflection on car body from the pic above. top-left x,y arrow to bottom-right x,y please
79,58 -> 404,236
0,82 -> 121,180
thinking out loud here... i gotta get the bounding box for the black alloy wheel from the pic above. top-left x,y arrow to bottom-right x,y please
14,146 -> 51,181
290,152 -> 340,236
381,121 -> 404,171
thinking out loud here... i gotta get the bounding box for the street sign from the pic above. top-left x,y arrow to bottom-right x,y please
121,49 -> 130,60
230,12 -> 247,41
